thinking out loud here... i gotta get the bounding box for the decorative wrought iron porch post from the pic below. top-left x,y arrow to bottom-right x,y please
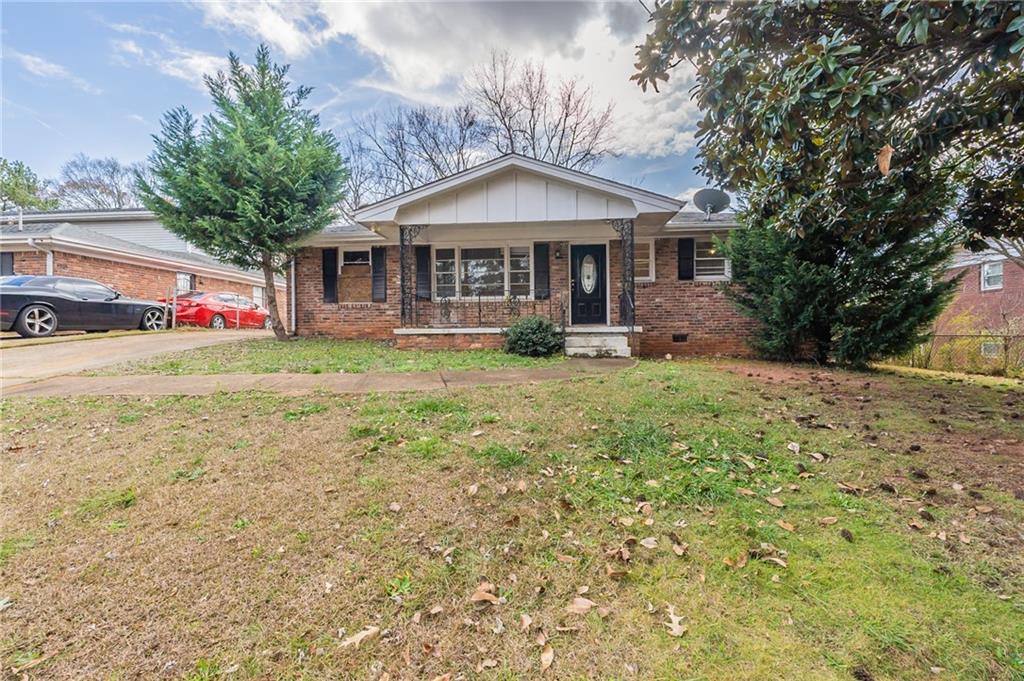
399,224 -> 426,326
612,218 -> 635,329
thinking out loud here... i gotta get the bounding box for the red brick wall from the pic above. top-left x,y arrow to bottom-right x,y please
3,248 -> 286,320
10,251 -> 48,275
620,238 -> 756,357
293,246 -> 402,339
292,238 -> 756,356
394,333 -> 505,350
935,259 -> 1023,334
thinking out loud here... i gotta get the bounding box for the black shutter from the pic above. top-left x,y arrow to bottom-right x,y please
322,248 -> 338,303
533,242 -> 550,300
415,245 -> 431,300
678,238 -> 695,281
0,252 -> 14,276
371,246 -> 387,302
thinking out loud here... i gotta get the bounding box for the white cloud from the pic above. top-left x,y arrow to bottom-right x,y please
189,1 -> 702,158
7,49 -> 102,94
110,27 -> 228,90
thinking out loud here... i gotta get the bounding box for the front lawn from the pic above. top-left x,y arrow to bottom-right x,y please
2,361 -> 1022,679
94,338 -> 565,375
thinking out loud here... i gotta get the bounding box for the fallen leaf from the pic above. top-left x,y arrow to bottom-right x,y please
431,675 -> 452,681
663,604 -> 687,637
672,542 -> 689,556
388,502 -> 401,512
471,582 -> 501,605
478,659 -> 498,671
762,556 -> 788,568
959,533 -> 971,544
471,430 -> 484,437
467,483 -> 479,496
877,143 -> 894,176
819,516 -> 838,526
340,625 -> 380,648
974,505 -> 994,514
787,442 -> 801,455
840,528 -> 855,543
776,520 -> 796,532
541,643 -> 554,672
736,487 -> 757,497
766,496 -> 785,508
566,597 -> 596,615
639,536 -> 658,549
520,613 -> 533,631
618,516 -> 635,527
556,554 -> 577,563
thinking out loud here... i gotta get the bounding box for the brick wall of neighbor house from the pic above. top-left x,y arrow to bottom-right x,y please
935,260 -> 1023,334
51,252 -> 287,315
610,238 -> 756,357
10,251 -> 48,275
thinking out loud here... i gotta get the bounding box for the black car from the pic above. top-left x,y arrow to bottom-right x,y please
0,276 -> 166,338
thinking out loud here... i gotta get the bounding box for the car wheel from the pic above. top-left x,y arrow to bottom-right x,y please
263,316 -> 272,330
15,304 -> 58,338
140,308 -> 165,331
209,314 -> 226,330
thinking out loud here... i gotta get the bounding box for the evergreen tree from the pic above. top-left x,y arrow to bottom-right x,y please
137,45 -> 347,340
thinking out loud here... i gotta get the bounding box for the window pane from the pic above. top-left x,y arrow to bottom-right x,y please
983,262 -> 1003,288
434,249 -> 456,298
695,258 -> 727,277
176,272 -> 193,294
460,247 -> 505,297
633,242 -> 651,279
342,250 -> 370,265
695,240 -> 721,259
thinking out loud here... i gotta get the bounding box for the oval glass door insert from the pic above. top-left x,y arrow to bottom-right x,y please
580,255 -> 597,294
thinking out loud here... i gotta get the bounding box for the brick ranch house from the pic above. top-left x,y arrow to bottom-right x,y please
290,154 -> 754,357
1,209 -> 286,319
935,248 -> 1022,335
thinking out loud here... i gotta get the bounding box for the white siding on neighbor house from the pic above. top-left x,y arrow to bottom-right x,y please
80,219 -> 196,253
393,168 -> 641,226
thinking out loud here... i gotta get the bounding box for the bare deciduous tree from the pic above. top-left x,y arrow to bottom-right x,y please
470,52 -> 614,171
51,154 -> 150,210
343,51 -> 615,214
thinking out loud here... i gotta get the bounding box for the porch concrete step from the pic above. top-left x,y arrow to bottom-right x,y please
564,334 -> 631,358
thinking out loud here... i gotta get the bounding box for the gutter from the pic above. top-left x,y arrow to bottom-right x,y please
26,237 -> 54,275
290,258 -> 297,335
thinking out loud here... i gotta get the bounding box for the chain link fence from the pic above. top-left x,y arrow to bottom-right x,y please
889,334 -> 1024,377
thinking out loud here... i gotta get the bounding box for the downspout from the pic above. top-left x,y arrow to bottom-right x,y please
289,257 -> 297,335
27,238 -> 54,275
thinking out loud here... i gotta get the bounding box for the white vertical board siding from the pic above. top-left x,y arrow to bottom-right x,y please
394,168 -> 639,225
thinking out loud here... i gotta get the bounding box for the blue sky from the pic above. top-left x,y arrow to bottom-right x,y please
2,1 -> 711,206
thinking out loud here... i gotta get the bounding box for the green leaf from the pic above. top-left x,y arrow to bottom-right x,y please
881,2 -> 899,18
1008,16 -> 1024,33
896,21 -> 912,45
914,19 -> 928,44
1011,36 -> 1024,54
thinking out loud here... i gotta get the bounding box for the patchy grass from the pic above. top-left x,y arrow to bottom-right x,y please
94,338 -> 565,375
1,360 -> 1022,679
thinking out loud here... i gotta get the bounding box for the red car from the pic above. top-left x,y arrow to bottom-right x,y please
163,292 -> 272,329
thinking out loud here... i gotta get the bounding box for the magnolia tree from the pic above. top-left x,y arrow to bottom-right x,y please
138,45 -> 347,340
633,0 -> 1023,365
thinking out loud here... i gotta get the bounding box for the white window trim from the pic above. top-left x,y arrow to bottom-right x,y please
431,242 -> 536,302
693,233 -> 732,282
252,285 -> 265,307
980,261 -> 1003,291
339,248 -> 372,270
634,239 -> 655,282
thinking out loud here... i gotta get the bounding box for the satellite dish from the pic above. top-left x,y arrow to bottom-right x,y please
693,188 -> 730,220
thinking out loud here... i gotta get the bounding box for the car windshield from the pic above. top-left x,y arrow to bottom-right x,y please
175,291 -> 206,299
0,276 -> 38,287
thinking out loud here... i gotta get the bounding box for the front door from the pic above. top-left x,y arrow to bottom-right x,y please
570,244 -> 607,325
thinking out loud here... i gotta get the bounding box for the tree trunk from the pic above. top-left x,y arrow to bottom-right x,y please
261,251 -> 289,341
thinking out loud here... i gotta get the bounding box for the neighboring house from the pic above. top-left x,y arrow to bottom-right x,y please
0,210 -> 286,317
290,153 -> 753,357
935,248 -> 1022,335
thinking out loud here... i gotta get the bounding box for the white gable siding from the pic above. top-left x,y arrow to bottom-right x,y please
393,169 -> 640,225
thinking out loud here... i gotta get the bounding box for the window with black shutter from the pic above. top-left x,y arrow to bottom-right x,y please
677,238 -> 695,281
371,246 -> 387,302
415,246 -> 431,300
533,242 -> 550,300
322,248 -> 338,303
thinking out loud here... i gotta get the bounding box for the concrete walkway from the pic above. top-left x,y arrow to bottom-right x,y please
0,329 -> 270,388
1,358 -> 635,397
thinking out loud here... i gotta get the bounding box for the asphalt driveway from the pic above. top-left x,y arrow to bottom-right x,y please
0,330 -> 270,389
